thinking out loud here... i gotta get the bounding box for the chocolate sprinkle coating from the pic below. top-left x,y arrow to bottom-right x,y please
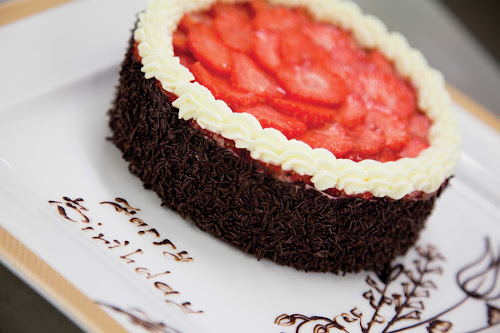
109,35 -> 447,274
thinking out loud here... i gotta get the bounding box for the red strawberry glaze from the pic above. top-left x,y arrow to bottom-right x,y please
132,1 -> 436,199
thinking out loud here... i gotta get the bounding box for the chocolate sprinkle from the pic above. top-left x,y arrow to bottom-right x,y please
108,34 -> 448,274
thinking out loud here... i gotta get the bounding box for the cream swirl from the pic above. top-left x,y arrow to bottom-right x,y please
134,0 -> 461,200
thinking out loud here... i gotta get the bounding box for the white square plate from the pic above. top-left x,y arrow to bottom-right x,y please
1,1 -> 500,332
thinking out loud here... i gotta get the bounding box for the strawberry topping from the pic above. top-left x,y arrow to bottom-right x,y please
304,23 -> 366,67
188,24 -> 232,74
279,30 -> 325,65
253,29 -> 281,73
213,5 -> 253,52
367,50 -> 396,75
277,64 -> 347,107
366,109 -> 410,151
270,98 -> 336,126
179,13 -> 211,33
178,53 -> 195,69
254,6 -> 309,31
231,53 -> 283,98
298,123 -> 353,158
173,31 -> 189,53
168,1 -> 431,166
335,96 -> 368,129
409,113 -> 432,140
236,105 -> 307,138
191,62 -> 256,108
351,124 -> 385,158
353,71 -> 416,119
399,138 -> 429,158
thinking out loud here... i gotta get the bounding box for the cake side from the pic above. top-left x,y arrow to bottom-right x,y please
109,37 -> 447,273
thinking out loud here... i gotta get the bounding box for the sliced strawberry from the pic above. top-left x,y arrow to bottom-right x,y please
277,64 -> 347,107
279,29 -> 325,65
335,96 -> 368,128
179,13 -> 212,33
249,0 -> 270,15
298,123 -> 353,158
399,138 -> 429,158
210,2 -> 251,18
377,150 -> 399,162
254,6 -> 309,31
231,53 -> 283,97
351,124 -> 385,157
178,53 -> 195,69
269,98 -> 335,125
366,109 -> 410,151
353,71 -> 416,119
303,23 -> 365,67
367,50 -> 395,75
253,29 -> 281,73
303,23 -> 353,53
188,24 -> 232,74
191,62 -> 256,108
173,30 -> 189,53
214,5 -> 253,52
236,105 -> 307,138
409,113 -> 432,141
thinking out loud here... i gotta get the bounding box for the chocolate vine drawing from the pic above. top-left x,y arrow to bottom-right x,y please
275,240 -> 500,332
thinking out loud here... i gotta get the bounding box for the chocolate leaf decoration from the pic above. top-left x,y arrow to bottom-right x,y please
414,259 -> 424,274
414,290 -> 430,298
378,264 -> 404,284
373,314 -> 385,324
392,293 -> 403,312
399,310 -> 421,321
417,245 -> 445,262
407,301 -> 424,310
406,271 -> 418,284
488,304 -> 500,325
426,320 -> 453,333
382,296 -> 393,305
427,266 -> 444,275
421,280 -> 438,289
402,282 -> 411,298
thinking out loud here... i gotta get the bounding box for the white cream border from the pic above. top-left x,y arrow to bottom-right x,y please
134,0 -> 461,199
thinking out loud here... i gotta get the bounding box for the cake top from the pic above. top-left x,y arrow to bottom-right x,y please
171,1 -> 431,163
134,0 -> 460,199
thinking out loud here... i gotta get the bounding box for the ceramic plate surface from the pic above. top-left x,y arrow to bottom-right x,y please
1,1 -> 500,332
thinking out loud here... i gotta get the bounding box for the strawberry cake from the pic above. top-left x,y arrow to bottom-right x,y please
109,0 -> 460,273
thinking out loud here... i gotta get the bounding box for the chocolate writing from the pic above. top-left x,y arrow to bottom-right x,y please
153,239 -> 176,249
100,198 -> 139,216
138,228 -> 160,237
49,196 -> 202,315
49,197 -> 90,223
135,267 -> 171,280
120,249 -> 143,264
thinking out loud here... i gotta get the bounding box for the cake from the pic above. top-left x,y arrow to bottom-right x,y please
109,0 -> 460,273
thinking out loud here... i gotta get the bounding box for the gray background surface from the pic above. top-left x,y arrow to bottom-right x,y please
0,0 -> 499,332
